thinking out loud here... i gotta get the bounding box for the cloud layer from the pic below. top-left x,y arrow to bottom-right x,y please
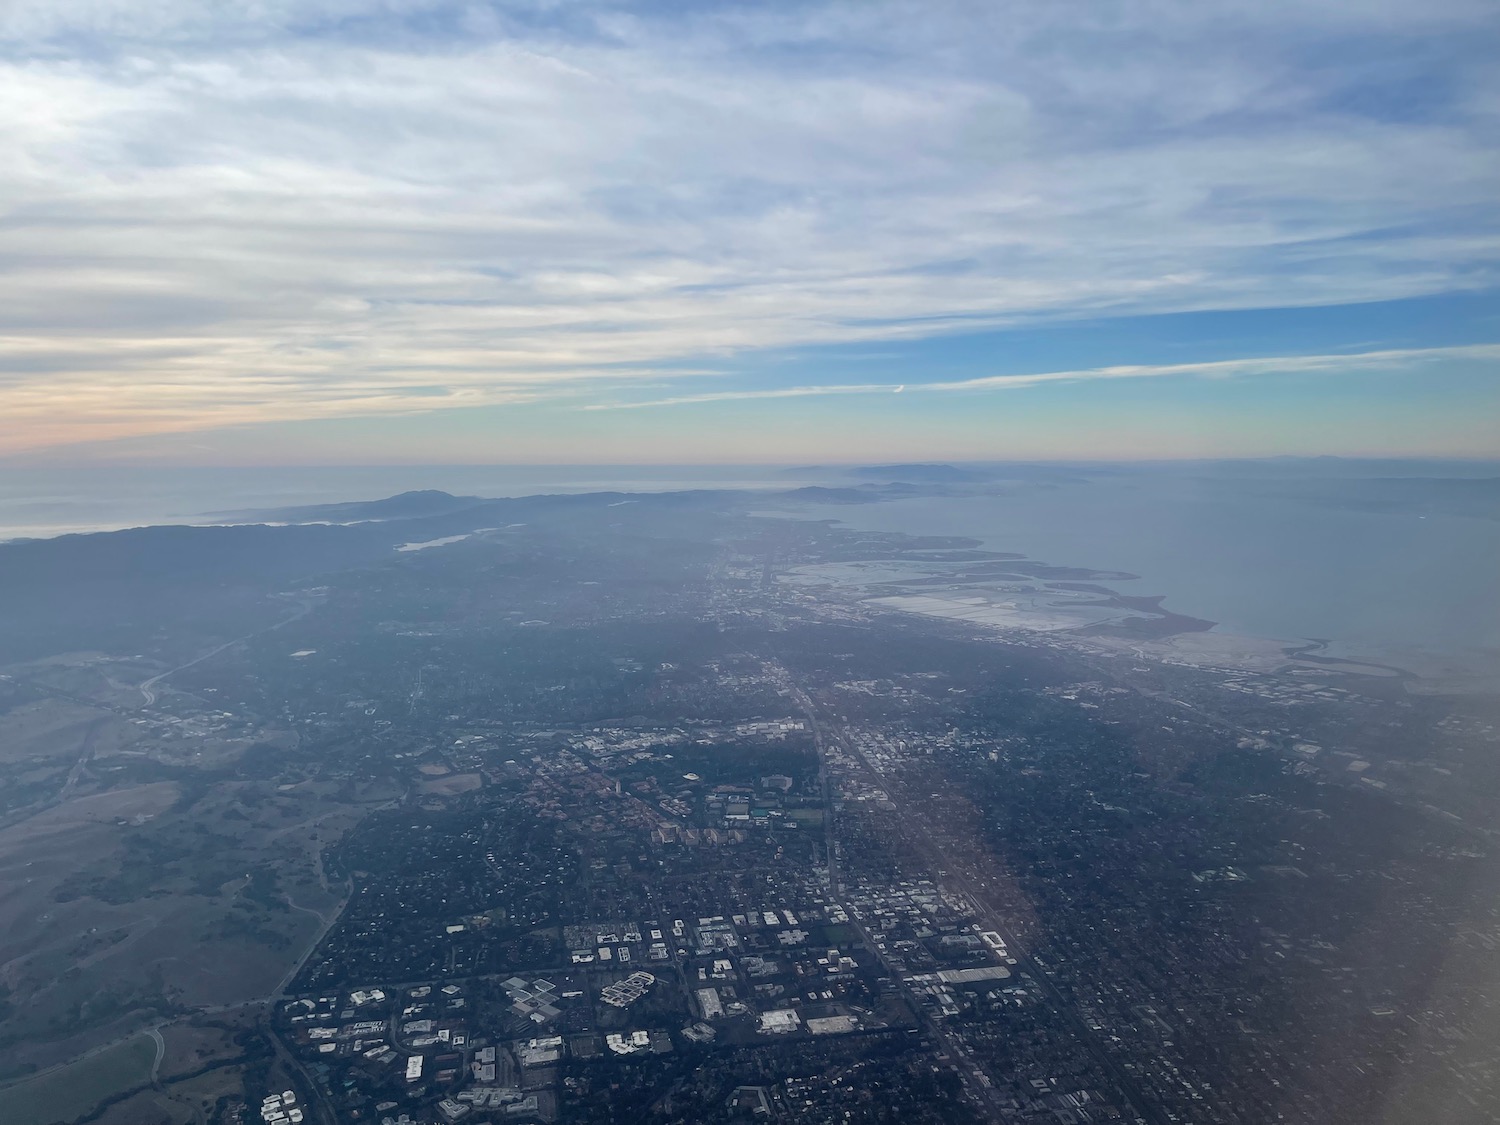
2,0 -> 1497,452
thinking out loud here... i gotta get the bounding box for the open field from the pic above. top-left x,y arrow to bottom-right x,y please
95,1064 -> 250,1125
0,777 -> 368,1073
0,699 -> 125,766
3,655 -> 164,712
0,1033 -> 156,1125
159,1020 -> 250,1081
419,771 -> 483,796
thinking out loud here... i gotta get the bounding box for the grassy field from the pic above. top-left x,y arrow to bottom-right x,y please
818,923 -> 856,945
96,1064 -> 249,1125
0,1034 -> 156,1125
0,773 -> 362,1073
786,807 -> 825,826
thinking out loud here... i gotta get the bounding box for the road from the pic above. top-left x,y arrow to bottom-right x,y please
829,711 -> 1168,1125
779,670 -> 1012,1122
781,652 -> 1169,1125
57,716 -> 108,801
138,596 -> 316,707
272,878 -> 354,999
0,1025 -> 167,1094
265,1021 -> 338,1125
147,1026 -> 166,1085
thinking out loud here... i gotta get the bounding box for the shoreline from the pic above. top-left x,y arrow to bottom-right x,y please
774,515 -> 1500,695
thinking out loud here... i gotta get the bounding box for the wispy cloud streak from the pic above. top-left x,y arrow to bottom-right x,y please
584,345 -> 1500,410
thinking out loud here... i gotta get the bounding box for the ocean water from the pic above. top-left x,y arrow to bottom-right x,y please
3,462 -> 1496,665
792,471 -> 1500,658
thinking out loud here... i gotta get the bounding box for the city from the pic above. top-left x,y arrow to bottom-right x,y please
2,489 -> 1494,1124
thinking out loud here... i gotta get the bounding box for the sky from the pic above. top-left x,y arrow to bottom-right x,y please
2,0 -> 1498,465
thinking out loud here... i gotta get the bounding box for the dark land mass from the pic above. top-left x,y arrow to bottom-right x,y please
0,486 -> 1496,1125
213,489 -> 489,525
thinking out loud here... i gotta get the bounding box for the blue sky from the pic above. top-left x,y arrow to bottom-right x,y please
1,0 -> 1497,463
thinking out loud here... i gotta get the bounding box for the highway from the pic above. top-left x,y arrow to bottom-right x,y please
779,650 -> 1167,1125
781,668 -> 1014,1123
832,720 -> 1167,1125
138,595 -> 317,707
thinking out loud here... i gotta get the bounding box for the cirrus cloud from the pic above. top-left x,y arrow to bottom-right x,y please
0,0 -> 1496,453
